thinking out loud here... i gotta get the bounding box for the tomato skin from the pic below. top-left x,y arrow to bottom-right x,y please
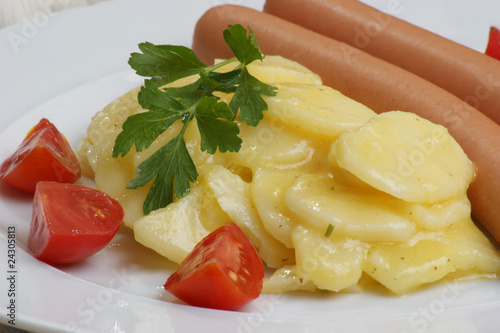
164,222 -> 264,310
28,181 -> 124,264
0,118 -> 81,193
485,26 -> 500,61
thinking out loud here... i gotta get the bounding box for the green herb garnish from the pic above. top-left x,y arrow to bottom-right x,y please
325,224 -> 334,238
112,24 -> 277,215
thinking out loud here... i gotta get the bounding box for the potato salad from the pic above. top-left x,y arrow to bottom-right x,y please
77,55 -> 500,296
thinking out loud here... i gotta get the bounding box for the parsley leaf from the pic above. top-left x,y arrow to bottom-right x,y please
229,70 -> 277,126
223,24 -> 262,65
325,224 -> 334,238
113,24 -> 277,214
223,24 -> 277,126
195,96 -> 242,154
129,43 -> 206,84
129,134 -> 198,215
113,82 -> 183,158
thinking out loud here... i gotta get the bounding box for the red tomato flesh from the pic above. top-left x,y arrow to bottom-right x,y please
164,222 -> 264,310
485,26 -> 500,61
0,118 -> 81,193
28,181 -> 124,264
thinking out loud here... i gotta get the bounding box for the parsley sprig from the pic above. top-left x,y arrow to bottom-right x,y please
112,24 -> 277,215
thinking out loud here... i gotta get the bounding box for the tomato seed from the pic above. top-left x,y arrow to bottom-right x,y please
228,270 -> 238,282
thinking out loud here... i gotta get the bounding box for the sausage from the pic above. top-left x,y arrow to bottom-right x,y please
192,5 -> 500,243
263,0 -> 500,125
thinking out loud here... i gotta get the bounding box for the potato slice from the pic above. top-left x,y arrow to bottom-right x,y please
249,55 -> 323,84
262,265 -> 317,294
215,55 -> 323,85
334,111 -> 475,204
201,164 -> 295,268
364,218 -> 500,295
264,83 -> 375,140
285,174 -> 417,243
91,142 -> 148,227
224,118 -> 317,171
85,87 -> 141,165
292,225 -> 368,292
404,195 -> 472,231
364,234 -> 454,295
133,184 -> 231,265
252,168 -> 306,248
445,218 -> 500,273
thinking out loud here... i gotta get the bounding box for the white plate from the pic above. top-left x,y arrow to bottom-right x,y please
1,0 -> 500,332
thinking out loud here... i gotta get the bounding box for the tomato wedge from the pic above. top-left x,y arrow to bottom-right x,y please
164,222 -> 264,310
28,181 -> 124,264
485,26 -> 500,61
0,118 -> 81,193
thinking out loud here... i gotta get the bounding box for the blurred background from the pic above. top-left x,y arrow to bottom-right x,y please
0,0 -> 110,29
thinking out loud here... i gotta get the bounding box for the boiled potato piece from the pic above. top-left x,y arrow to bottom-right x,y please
263,266 -> 379,294
87,104 -> 166,227
133,184 -> 231,265
262,265 -> 317,294
334,111 -> 475,204
201,164 -> 295,268
248,55 -> 323,84
445,218 -> 500,273
364,234 -> 454,295
404,195 -> 472,231
327,143 -> 376,189
84,87 -> 141,180
91,149 -> 149,227
214,55 -> 322,85
285,173 -> 417,243
263,83 -> 375,140
364,218 -> 500,295
224,118 -> 317,171
252,168 -> 306,248
75,137 -> 94,178
292,225 -> 368,292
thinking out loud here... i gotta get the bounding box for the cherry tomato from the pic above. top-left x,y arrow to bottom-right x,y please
164,222 -> 264,310
485,26 -> 500,61
0,118 -> 81,193
28,181 -> 124,264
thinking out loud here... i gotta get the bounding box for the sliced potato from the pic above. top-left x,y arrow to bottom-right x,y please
252,168 -> 305,248
133,186 -> 209,265
334,111 -> 475,204
292,225 -> 368,292
201,164 -> 295,268
248,55 -> 323,84
264,83 -> 375,140
285,173 -> 417,243
214,55 -> 322,85
445,218 -> 500,273
364,234 -> 454,295
224,118 -> 317,171
262,265 -> 317,294
327,142 -> 375,189
364,218 -> 500,295
133,184 -> 231,265
404,195 -> 472,231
